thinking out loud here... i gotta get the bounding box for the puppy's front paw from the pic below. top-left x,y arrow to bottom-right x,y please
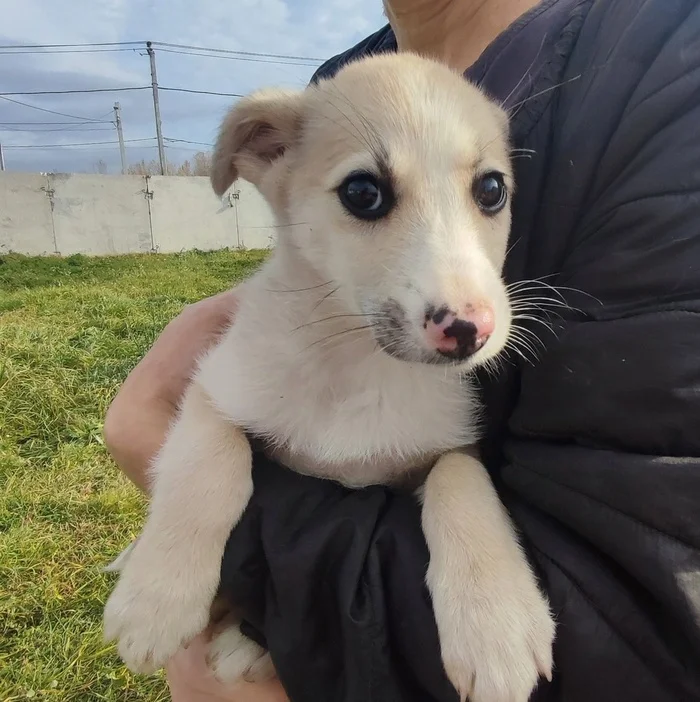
103,544 -> 217,673
207,624 -> 276,684
430,563 -> 555,702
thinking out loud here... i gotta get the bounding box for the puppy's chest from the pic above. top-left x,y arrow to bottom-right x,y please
208,348 -> 478,487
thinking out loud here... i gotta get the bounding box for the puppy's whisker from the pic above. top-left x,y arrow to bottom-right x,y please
291,313 -> 385,332
246,221 -> 310,230
509,300 -> 573,317
326,86 -> 386,155
512,314 -> 558,336
505,330 -> 541,364
303,324 -> 375,351
318,109 -> 374,154
324,88 -> 383,155
509,326 -> 548,357
508,278 -> 600,310
265,280 -> 335,294
500,32 -> 548,110
505,236 -> 522,258
308,285 -> 341,315
507,74 -> 583,118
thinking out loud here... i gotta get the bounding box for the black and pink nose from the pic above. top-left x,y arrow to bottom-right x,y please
423,304 -> 495,360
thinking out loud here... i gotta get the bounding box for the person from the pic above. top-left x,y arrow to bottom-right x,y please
104,0 -> 700,700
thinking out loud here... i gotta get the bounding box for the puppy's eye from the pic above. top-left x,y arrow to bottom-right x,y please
338,172 -> 394,221
473,172 -> 507,214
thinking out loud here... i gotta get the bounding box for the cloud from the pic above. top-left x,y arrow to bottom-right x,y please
0,0 -> 385,173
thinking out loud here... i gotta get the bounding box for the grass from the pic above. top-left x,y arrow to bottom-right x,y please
0,250 -> 268,701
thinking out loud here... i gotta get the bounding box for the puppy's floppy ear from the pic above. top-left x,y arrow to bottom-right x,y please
211,88 -> 304,196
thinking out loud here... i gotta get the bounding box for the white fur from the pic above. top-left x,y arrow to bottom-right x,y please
198,249 -> 478,488
104,53 -> 555,702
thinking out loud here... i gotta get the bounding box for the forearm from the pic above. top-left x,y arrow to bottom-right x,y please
104,392 -> 171,493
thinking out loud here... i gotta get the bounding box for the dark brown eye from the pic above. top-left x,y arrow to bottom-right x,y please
473,172 -> 507,214
338,172 -> 394,221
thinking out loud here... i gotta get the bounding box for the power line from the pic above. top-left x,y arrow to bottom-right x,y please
0,95 -> 112,122
0,87 -> 150,96
93,110 -> 118,120
160,86 -> 243,98
0,45 -> 319,67
151,41 -> 324,63
0,41 -> 145,49
4,137 -> 156,149
0,48 -> 140,55
155,47 -> 320,67
1,86 -> 242,99
0,40 -> 325,63
2,142 -> 160,153
0,120 -> 110,125
1,125 -> 114,132
164,137 -> 214,147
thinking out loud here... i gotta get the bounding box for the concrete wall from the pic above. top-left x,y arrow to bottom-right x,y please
0,173 -> 55,255
0,172 -> 276,256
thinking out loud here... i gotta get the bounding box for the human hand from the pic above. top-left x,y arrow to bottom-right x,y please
166,633 -> 288,702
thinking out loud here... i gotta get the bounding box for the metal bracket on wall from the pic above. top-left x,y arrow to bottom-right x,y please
41,182 -> 59,254
143,176 -> 157,252
216,190 -> 239,214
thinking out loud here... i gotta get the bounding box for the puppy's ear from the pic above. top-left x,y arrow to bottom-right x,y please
211,89 -> 304,196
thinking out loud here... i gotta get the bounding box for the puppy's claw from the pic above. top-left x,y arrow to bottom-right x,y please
103,538 -> 216,674
207,623 -> 276,684
538,655 -> 553,683
243,652 -> 276,683
430,564 -> 556,702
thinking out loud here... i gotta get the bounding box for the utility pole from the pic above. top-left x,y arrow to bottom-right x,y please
113,102 -> 127,174
146,41 -> 167,175
0,142 -> 5,172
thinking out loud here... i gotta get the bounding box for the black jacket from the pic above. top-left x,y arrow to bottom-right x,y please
220,1 -> 700,700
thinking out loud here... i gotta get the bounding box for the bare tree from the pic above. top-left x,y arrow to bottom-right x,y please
192,151 -> 212,176
124,152 -> 211,176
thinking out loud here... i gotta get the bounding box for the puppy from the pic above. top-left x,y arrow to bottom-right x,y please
104,52 -> 555,702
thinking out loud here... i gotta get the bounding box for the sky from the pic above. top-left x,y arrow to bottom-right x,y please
0,0 -> 386,174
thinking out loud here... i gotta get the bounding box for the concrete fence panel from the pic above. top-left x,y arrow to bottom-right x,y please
149,176 -> 238,253
0,173 -> 55,255
235,180 -> 278,249
50,174 -> 152,256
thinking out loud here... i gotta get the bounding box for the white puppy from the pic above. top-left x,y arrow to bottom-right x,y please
104,53 -> 555,702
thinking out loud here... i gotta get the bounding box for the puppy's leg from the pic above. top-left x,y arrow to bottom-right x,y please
421,450 -> 555,702
104,382 -> 253,673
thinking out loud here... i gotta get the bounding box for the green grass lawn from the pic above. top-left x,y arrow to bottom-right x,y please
0,250 -> 267,702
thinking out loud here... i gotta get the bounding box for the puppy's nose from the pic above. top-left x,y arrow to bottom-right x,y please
423,304 -> 495,360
